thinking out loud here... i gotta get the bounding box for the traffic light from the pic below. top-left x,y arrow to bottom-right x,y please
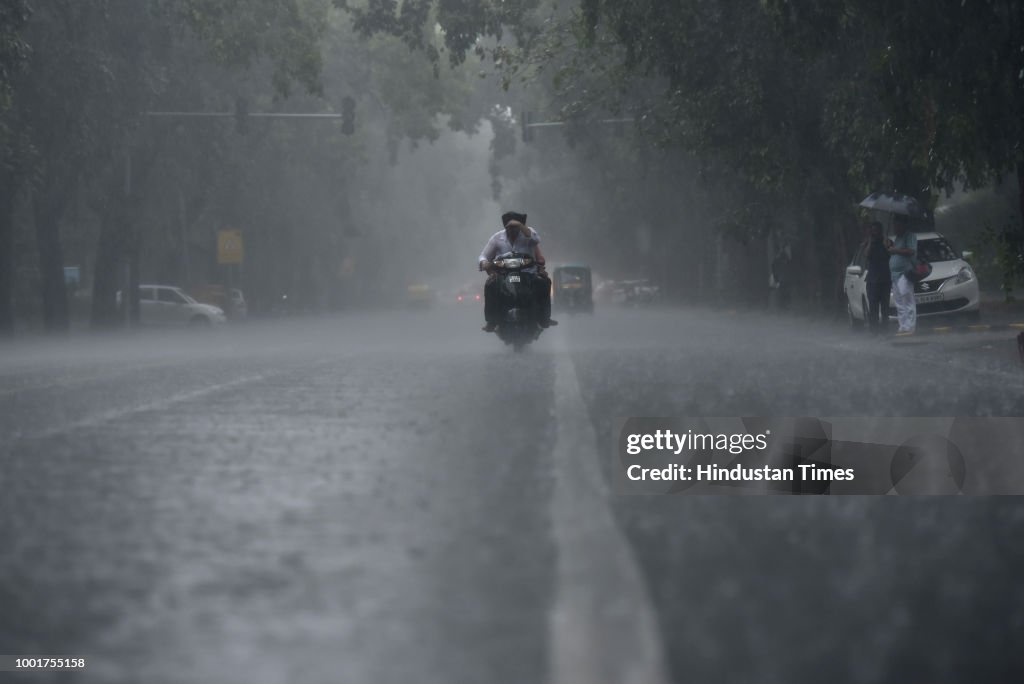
521,110 -> 533,143
235,97 -> 249,135
341,96 -> 355,135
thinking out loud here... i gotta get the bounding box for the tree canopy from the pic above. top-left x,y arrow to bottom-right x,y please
4,0 -> 1024,333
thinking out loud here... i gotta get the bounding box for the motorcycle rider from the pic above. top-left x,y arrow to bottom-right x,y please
478,211 -> 557,332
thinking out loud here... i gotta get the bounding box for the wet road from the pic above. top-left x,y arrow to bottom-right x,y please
2,305 -> 1023,683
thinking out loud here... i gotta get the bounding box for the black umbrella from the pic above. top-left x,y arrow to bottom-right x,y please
859,191 -> 927,218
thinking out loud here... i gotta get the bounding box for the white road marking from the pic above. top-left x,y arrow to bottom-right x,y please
0,361 -> 181,398
18,373 -> 271,440
548,336 -> 671,684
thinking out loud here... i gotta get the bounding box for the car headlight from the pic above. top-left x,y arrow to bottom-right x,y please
954,266 -> 975,284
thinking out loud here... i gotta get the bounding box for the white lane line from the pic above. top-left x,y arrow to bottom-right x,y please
0,361 -> 182,398
17,373 -> 270,441
549,340 -> 670,684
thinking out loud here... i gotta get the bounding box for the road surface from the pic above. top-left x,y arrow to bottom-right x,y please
2,305 -> 1023,682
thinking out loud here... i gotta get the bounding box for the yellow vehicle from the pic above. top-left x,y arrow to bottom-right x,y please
406,283 -> 434,308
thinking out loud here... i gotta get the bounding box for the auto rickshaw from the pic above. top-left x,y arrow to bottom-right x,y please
552,264 -> 593,314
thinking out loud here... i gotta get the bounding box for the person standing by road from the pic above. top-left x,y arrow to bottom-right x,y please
864,221 -> 892,333
888,214 -> 917,336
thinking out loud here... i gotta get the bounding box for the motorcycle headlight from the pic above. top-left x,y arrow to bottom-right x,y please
954,266 -> 975,284
502,258 -> 524,269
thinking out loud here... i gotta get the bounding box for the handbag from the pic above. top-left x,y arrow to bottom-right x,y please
905,254 -> 932,283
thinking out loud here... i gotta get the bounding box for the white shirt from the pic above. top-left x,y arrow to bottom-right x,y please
478,228 -> 541,273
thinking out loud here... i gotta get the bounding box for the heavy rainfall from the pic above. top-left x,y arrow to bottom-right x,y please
1,1 -> 1024,682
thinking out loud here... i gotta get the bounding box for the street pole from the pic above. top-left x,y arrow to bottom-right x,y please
123,151 -> 132,328
520,115 -> 636,142
178,189 -> 191,286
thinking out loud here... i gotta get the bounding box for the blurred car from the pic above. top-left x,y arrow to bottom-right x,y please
453,282 -> 483,304
594,279 -> 625,305
406,283 -> 435,308
844,231 -> 980,327
120,285 -> 227,327
190,284 -> 247,320
231,288 -> 247,319
621,279 -> 661,305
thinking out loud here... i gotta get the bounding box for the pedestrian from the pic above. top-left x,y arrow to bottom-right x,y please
863,221 -> 892,333
887,214 -> 917,336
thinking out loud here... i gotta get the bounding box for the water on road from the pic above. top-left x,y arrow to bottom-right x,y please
2,305 -> 1022,682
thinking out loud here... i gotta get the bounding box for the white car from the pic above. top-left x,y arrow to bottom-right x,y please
844,231 -> 980,327
120,285 -> 227,328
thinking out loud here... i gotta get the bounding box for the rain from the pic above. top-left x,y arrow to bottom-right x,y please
2,1 -> 1024,682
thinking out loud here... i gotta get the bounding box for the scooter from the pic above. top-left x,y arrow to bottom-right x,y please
491,251 -> 544,352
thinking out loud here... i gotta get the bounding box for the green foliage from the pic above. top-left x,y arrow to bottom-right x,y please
181,0 -> 330,96
979,219 -> 1024,299
0,0 -> 30,107
767,0 -> 1024,194
0,0 -> 30,164
502,0 -> 1024,258
336,0 -> 542,66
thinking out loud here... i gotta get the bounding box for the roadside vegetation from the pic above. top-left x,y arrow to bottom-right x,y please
2,0 -> 1023,334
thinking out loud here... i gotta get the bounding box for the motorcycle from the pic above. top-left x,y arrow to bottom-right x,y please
490,251 -> 544,352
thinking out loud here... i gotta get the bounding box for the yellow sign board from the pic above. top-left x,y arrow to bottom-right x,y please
217,229 -> 244,264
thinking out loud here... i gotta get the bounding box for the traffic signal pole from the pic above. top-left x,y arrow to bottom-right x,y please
146,106 -> 357,136
146,112 -> 350,119
520,112 -> 635,142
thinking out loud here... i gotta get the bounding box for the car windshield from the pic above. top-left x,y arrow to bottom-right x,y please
918,237 -> 959,262
174,289 -> 198,304
557,270 -> 588,285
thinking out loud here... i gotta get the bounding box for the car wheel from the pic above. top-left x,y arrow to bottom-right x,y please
848,301 -> 863,331
189,315 -> 211,328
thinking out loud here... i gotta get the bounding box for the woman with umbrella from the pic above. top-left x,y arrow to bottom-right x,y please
859,192 -> 926,336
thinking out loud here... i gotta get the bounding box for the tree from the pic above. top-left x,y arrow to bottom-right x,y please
338,0 -> 542,67
0,0 -> 337,332
0,0 -> 30,335
767,0 -> 1024,290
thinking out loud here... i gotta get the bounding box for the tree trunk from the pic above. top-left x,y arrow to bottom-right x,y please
90,145 -> 153,330
811,204 -> 844,314
90,215 -> 122,329
0,171 -> 16,336
127,230 -> 140,327
1017,160 -> 1024,234
32,192 -> 69,333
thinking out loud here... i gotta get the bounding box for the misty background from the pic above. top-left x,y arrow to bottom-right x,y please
1,0 -> 1023,331
3,4 -> 1024,682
